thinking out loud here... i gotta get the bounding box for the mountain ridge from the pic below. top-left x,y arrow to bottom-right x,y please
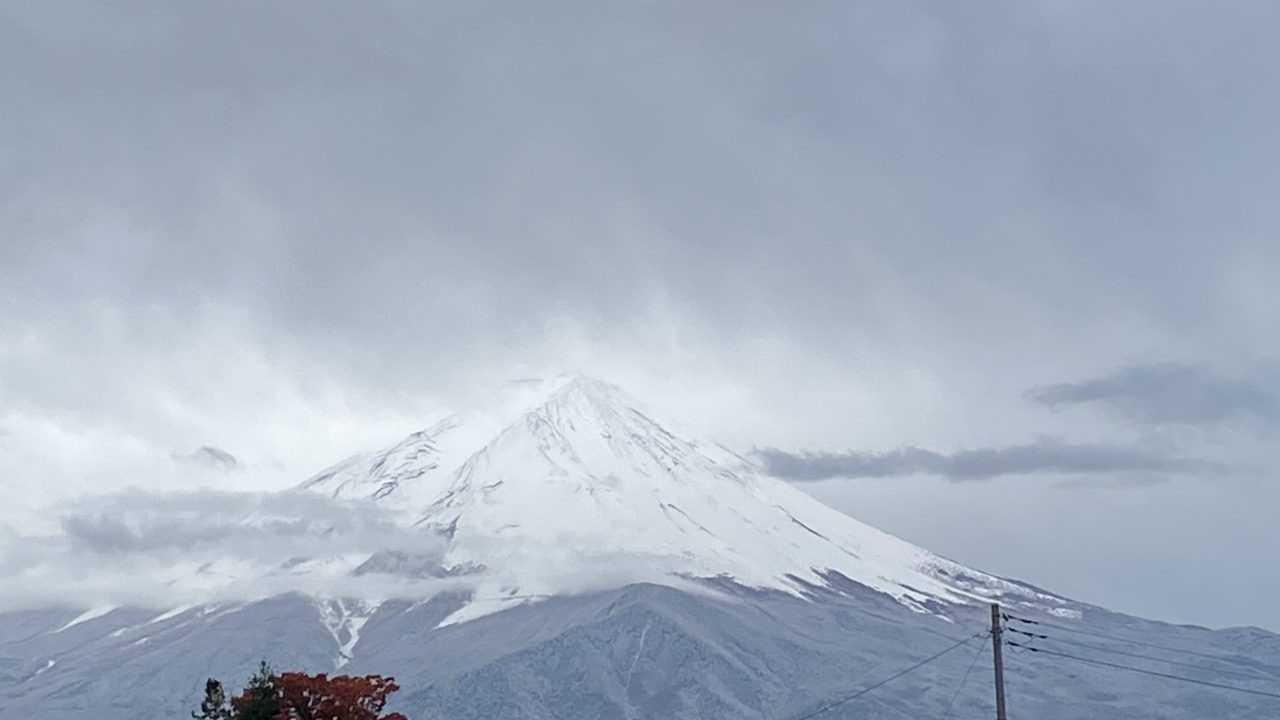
299,374 -> 1064,625
6,375 -> 1278,719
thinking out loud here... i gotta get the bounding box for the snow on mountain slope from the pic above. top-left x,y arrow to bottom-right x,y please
301,375 -> 1067,624
302,378 -> 575,506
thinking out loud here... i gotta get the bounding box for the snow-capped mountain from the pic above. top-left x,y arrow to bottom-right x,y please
4,375 -> 1279,720
301,374 -> 1061,624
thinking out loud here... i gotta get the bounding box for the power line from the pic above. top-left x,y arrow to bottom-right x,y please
942,635 -> 989,719
1007,627 -> 1278,683
788,633 -> 985,720
1006,642 -> 1280,700
1004,613 -> 1276,676
866,696 -> 919,720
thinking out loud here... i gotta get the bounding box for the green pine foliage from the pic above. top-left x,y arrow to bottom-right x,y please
229,661 -> 282,720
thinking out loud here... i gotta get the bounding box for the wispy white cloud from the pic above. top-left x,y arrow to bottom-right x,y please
0,489 -> 457,611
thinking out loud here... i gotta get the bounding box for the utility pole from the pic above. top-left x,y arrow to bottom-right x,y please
991,603 -> 1007,720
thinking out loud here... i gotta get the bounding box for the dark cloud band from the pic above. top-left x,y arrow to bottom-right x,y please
758,439 -> 1214,482
1027,362 -> 1280,427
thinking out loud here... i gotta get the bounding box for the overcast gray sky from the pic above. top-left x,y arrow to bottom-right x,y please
3,1 -> 1279,630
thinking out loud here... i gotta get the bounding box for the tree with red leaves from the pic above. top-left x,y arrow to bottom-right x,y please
196,664 -> 407,720
270,672 -> 407,720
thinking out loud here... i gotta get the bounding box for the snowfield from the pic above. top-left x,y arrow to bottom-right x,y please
302,374 -> 1065,623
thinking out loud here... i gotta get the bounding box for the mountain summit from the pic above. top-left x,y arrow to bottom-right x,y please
302,375 -> 1059,623
6,375 -> 1280,720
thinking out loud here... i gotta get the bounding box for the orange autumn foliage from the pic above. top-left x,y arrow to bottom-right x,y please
234,671 -> 408,720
